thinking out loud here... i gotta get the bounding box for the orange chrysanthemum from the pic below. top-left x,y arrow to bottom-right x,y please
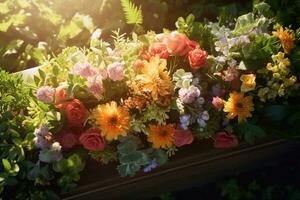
273,26 -> 295,54
132,55 -> 174,106
93,101 -> 130,141
147,124 -> 175,149
223,92 -> 254,123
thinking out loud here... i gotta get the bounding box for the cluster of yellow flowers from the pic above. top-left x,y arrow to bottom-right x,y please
258,52 -> 299,102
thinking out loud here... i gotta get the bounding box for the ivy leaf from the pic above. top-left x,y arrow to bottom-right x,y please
235,122 -> 266,145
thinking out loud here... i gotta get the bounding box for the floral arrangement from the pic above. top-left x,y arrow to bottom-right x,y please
1,2 -> 300,199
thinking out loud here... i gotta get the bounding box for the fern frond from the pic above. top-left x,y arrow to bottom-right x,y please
120,0 -> 143,25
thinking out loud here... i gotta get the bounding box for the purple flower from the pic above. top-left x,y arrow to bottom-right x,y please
143,160 -> 158,173
36,86 -> 55,104
87,75 -> 104,100
33,125 -> 51,149
180,114 -> 191,130
178,85 -> 200,104
71,62 -> 98,78
38,142 -> 62,163
197,118 -> 207,128
107,62 -> 125,81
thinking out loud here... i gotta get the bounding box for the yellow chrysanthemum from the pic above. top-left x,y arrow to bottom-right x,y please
93,101 -> 130,141
240,74 -> 256,92
133,55 -> 173,106
273,26 -> 295,54
223,92 -> 254,123
147,124 -> 174,149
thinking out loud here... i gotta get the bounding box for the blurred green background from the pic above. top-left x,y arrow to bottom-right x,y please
0,0 -> 298,72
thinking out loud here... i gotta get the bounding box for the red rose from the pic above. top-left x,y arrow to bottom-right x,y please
188,48 -> 208,69
173,129 -> 194,147
62,99 -> 89,127
57,130 -> 78,150
214,132 -> 238,149
143,43 -> 169,60
79,128 -> 106,151
186,40 -> 199,53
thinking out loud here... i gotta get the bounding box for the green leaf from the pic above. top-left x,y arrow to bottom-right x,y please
120,0 -> 143,25
2,159 -> 11,171
235,122 -> 266,145
117,139 -> 137,155
253,2 -> 271,16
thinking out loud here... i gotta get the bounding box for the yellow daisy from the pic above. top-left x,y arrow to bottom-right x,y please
223,92 -> 254,123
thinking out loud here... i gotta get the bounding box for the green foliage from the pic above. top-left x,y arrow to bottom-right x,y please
120,0 -> 143,25
176,14 -> 215,53
117,137 -> 151,177
142,103 -> 170,125
234,122 -> 266,145
53,154 -> 85,192
0,70 -> 30,114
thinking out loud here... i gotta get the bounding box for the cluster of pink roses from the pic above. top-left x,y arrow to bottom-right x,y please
143,31 -> 208,69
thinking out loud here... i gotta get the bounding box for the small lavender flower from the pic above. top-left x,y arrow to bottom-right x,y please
38,142 -> 62,163
201,111 -> 210,121
143,160 -> 158,173
33,125 -> 51,149
107,62 -> 125,81
180,114 -> 191,130
179,85 -> 200,104
197,118 -> 207,128
222,118 -> 230,126
36,86 -> 55,104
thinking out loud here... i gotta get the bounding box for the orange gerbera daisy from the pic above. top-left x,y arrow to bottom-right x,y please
93,101 -> 130,141
147,124 -> 175,149
273,26 -> 295,54
223,92 -> 254,123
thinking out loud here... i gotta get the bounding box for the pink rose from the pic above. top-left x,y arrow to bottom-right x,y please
214,132 -> 238,149
157,31 -> 190,56
188,48 -> 208,69
61,99 -> 89,127
173,129 -> 194,147
143,43 -> 169,60
212,97 -> 224,111
57,130 -> 78,150
55,85 -> 67,104
79,128 -> 106,151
